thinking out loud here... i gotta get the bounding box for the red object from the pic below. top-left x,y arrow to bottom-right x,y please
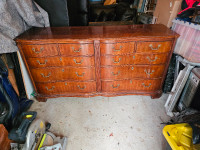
178,0 -> 200,15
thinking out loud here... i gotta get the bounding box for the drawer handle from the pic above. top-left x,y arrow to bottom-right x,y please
32,47 -> 44,53
112,58 -> 121,63
149,44 -> 161,50
142,83 -> 151,88
76,72 -> 85,77
37,60 -> 47,65
113,46 -> 122,52
72,47 -> 82,52
145,69 -> 155,75
112,71 -> 120,76
77,85 -> 86,90
146,56 -> 158,62
40,72 -> 51,78
112,84 -> 120,88
131,67 -> 134,70
73,59 -> 83,64
45,86 -> 55,91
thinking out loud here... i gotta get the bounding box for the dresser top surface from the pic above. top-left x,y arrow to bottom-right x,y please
15,24 -> 179,42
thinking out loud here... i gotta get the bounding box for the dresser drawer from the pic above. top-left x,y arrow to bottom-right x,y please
59,44 -> 94,56
36,81 -> 96,95
101,65 -> 165,80
134,53 -> 169,65
100,42 -> 135,55
136,41 -> 172,53
30,67 -> 95,82
27,56 -> 95,68
101,55 -> 135,66
21,44 -> 58,58
101,79 -> 162,92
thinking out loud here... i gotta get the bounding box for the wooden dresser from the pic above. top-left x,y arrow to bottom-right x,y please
15,24 -> 179,101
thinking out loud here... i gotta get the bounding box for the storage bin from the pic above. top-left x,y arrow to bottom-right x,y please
172,19 -> 200,63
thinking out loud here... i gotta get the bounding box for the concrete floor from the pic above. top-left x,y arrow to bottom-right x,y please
29,94 -> 170,150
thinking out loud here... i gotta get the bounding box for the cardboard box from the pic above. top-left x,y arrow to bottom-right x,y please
153,0 -> 182,27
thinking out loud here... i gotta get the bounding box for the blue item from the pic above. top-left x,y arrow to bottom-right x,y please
0,58 -> 33,129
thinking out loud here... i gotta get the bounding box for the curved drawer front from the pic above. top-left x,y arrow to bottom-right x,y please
101,65 -> 165,80
100,42 -> 135,55
59,44 -> 94,56
101,79 -> 162,92
27,56 -> 95,68
134,53 -> 169,65
22,44 -> 58,58
136,41 -> 172,53
30,67 -> 95,82
101,53 -> 169,66
101,55 -> 135,66
36,81 -> 96,95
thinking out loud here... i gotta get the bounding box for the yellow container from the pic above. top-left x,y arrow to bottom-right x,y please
163,123 -> 200,150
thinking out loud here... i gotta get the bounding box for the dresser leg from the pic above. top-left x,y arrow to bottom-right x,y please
151,92 -> 162,99
36,96 -> 47,102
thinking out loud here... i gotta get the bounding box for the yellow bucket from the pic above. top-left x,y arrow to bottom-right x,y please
163,123 -> 200,150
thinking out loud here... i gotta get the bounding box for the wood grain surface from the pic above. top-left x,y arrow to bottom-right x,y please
15,25 -> 179,101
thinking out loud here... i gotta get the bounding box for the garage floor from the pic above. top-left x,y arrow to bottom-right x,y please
30,94 -> 170,150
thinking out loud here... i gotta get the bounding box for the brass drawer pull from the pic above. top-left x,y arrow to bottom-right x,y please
77,85 -> 86,90
113,46 -> 122,52
40,72 -> 51,78
131,67 -> 134,70
144,69 -> 155,75
73,59 -> 83,64
146,56 -> 158,62
37,60 -> 47,65
149,44 -> 161,50
65,83 -> 67,86
112,84 -> 120,88
32,47 -> 44,53
45,86 -> 55,91
142,83 -> 151,88
112,58 -> 121,63
112,71 -> 120,76
76,72 -> 85,77
72,47 -> 82,52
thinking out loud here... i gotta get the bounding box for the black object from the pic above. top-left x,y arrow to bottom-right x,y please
189,122 -> 200,144
10,52 -> 27,99
89,2 -> 137,22
34,0 -> 69,27
190,84 -> 200,110
8,111 -> 37,143
163,54 -> 177,93
177,0 -> 200,19
67,0 -> 89,26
